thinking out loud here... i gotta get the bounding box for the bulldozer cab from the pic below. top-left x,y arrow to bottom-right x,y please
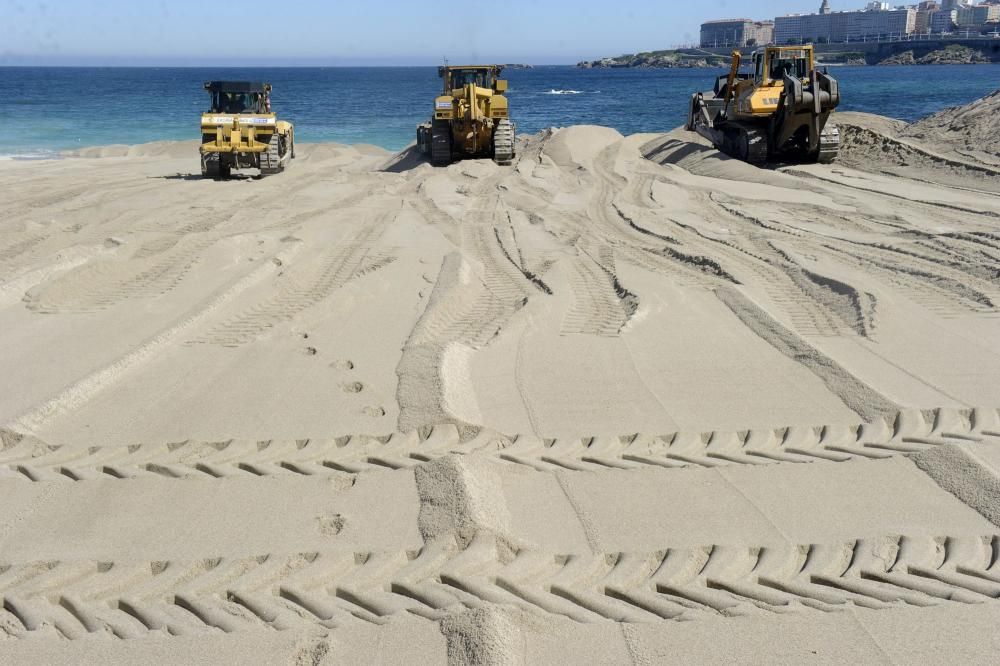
440,66 -> 506,94
754,47 -> 814,85
204,81 -> 271,114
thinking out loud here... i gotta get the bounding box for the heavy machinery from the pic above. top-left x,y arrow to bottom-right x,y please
686,45 -> 840,164
200,81 -> 294,178
417,65 -> 515,167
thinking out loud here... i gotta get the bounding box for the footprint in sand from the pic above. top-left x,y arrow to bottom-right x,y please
363,406 -> 386,417
343,382 -> 364,393
316,513 -> 345,536
331,359 -> 355,371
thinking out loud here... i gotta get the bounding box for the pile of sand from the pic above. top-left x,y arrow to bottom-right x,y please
63,140 -> 199,159
901,88 -> 1000,165
540,125 -> 622,166
834,94 -> 1000,189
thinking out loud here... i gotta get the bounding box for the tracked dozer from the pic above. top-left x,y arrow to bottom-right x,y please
417,65 -> 515,167
686,45 -> 840,164
200,81 -> 294,178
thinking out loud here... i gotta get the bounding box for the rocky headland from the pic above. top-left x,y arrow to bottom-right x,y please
578,50 -> 727,69
879,44 -> 991,65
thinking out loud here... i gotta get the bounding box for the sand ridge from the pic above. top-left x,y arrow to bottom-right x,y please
2,92 -> 1000,663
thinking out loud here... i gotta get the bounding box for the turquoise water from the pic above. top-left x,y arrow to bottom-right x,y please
0,65 -> 997,156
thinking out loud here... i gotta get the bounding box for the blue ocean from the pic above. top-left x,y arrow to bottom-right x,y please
0,65 -> 997,157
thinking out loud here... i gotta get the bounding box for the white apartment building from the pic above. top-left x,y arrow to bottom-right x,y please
775,2 -> 918,43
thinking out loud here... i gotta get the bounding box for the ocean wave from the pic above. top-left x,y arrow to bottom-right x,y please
546,89 -> 586,95
0,150 -> 63,161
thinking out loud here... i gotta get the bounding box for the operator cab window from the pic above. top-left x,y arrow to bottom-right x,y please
212,92 -> 262,114
754,54 -> 764,84
768,54 -> 808,81
451,70 -> 491,89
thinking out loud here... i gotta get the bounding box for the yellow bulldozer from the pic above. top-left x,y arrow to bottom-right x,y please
417,65 -> 515,167
200,81 -> 294,178
686,45 -> 840,164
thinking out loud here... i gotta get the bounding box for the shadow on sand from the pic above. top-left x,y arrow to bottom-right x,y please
381,145 -> 430,173
151,173 -> 264,182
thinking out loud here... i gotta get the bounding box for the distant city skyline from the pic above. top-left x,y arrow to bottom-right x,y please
2,0 -> 856,66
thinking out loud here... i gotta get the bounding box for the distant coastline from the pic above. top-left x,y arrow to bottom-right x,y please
577,51 -> 727,69
578,40 -> 1000,69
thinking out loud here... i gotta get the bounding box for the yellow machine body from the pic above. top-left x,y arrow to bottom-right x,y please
686,44 -> 841,164
418,65 -> 516,166
199,81 -> 295,178
200,114 -> 293,156
727,46 -> 816,118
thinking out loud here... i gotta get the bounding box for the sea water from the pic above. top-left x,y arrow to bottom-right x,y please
0,65 -> 997,157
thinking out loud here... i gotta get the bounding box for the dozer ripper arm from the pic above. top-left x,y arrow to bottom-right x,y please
816,70 -> 840,110
772,68 -> 840,154
722,50 -> 742,117
447,83 -> 497,124
461,83 -> 491,121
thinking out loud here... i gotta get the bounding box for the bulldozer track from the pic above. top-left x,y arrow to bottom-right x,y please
493,119 -> 515,165
0,234 -> 53,286
784,168 -> 1000,220
467,220 -> 535,317
8,171 -> 353,317
430,120 -> 452,167
259,134 -> 284,176
2,407 -> 996,481
1,532 -> 997,640
709,197 -> 995,320
590,146 -> 739,290
406,200 -> 536,350
820,243 -> 996,317
689,201 -> 878,338
190,216 -> 394,346
492,221 -> 552,296
11,171 -> 345,314
24,235 -> 219,314
0,233 -> 48,265
6,242 -> 303,435
818,126 -> 840,164
877,236 -> 1000,292
562,243 -> 637,336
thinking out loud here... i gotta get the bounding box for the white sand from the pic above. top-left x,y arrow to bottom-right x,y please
2,93 -> 1000,663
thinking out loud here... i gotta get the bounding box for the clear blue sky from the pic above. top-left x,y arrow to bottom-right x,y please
1,0 -> 830,66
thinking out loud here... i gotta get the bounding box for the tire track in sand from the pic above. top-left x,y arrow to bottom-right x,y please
397,187 -> 543,433
2,406 -> 996,480
716,286 -> 898,422
4,243 -> 304,436
1,532 -> 997,640
190,211 -> 398,346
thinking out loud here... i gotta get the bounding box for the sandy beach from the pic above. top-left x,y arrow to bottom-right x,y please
2,90 -> 1000,663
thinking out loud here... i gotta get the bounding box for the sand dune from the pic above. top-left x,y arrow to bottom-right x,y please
2,93 -> 1000,663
